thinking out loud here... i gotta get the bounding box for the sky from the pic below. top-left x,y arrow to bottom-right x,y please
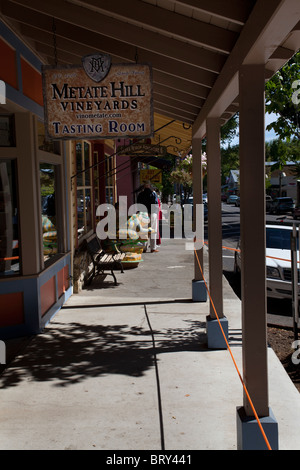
229,112 -> 278,146
265,112 -> 279,142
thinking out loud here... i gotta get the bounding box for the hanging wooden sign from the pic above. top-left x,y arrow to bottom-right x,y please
42,55 -> 153,140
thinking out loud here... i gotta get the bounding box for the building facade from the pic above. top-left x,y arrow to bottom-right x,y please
0,20 -> 118,338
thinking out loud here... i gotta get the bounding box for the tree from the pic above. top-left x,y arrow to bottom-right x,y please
199,114 -> 239,188
170,154 -> 193,202
220,113 -> 239,146
265,138 -> 300,162
265,139 -> 288,165
202,113 -> 239,152
221,144 -> 239,185
170,114 -> 239,197
265,51 -> 300,141
161,168 -> 174,203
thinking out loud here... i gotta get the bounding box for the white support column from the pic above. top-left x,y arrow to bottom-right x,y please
237,63 -> 278,450
192,137 -> 207,302
206,117 -> 228,348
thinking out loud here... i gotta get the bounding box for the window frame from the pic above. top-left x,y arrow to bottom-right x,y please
0,157 -> 21,277
36,118 -> 66,271
74,140 -> 94,244
105,154 -> 115,205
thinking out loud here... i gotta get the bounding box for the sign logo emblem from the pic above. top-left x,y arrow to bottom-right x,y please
82,53 -> 111,82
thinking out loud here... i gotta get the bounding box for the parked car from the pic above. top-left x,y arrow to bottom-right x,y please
266,195 -> 273,212
234,224 -> 299,300
227,194 -> 239,204
183,197 -> 208,221
221,193 -> 227,202
269,197 -> 295,214
184,196 -> 193,206
233,195 -> 272,210
293,206 -> 300,220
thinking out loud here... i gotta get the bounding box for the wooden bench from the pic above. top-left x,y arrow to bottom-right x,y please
85,234 -> 125,286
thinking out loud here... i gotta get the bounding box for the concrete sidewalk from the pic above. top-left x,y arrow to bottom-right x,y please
0,239 -> 300,450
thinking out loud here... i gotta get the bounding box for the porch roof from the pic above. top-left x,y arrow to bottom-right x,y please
0,0 -> 299,147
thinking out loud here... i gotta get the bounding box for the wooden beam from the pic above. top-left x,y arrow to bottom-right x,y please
153,70 -> 210,100
9,0 -> 238,54
173,0 -> 256,25
153,106 -> 194,125
2,0 -> 226,73
34,42 -> 82,65
193,0 -> 300,139
269,46 -> 296,60
26,25 -> 216,88
292,21 -> 300,31
153,93 -> 200,117
33,41 -> 203,120
154,102 -> 197,121
154,84 -> 205,108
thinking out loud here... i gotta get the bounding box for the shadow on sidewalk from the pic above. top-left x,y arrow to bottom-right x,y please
0,318 -> 207,389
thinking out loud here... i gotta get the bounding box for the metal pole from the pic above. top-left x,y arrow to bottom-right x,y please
291,223 -> 299,341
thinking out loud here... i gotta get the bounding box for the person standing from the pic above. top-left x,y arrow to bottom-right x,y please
137,181 -> 159,252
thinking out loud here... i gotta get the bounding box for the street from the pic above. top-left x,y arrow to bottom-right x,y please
214,202 -> 295,320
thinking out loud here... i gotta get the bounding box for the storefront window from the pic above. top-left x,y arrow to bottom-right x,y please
93,151 -> 99,211
40,163 -> 59,263
105,155 -> 115,204
75,141 -> 93,239
76,142 -> 84,187
0,159 -> 20,275
106,186 -> 114,205
84,142 -> 90,186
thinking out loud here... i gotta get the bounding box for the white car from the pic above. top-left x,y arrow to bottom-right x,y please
227,194 -> 239,204
234,224 -> 299,300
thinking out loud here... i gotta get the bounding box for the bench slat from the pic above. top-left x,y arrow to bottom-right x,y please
86,234 -> 124,286
114,253 -> 126,261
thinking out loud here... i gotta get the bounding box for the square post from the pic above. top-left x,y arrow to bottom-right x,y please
192,137 -> 207,302
238,63 -> 278,449
206,117 -> 227,348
